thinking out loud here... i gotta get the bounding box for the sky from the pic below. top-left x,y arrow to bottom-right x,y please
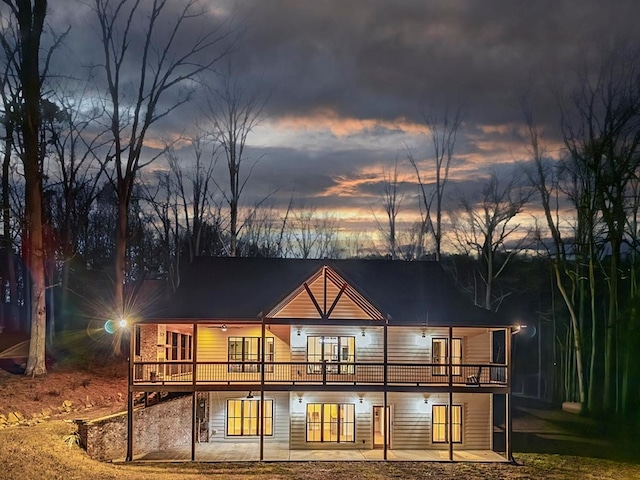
47,0 -> 640,252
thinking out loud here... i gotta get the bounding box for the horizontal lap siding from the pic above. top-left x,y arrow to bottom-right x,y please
464,329 -> 491,364
387,392 -> 430,449
387,328 -> 448,364
196,324 -> 291,363
206,391 -> 289,443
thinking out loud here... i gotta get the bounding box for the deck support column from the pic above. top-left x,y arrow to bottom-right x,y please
126,325 -> 135,461
506,327 -> 512,461
260,318 -> 265,461
448,326 -> 453,462
383,318 -> 388,461
191,322 -> 198,461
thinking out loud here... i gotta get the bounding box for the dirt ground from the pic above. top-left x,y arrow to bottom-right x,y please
0,365 -> 127,422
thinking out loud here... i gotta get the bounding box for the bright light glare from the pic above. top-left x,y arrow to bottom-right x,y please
119,318 -> 128,328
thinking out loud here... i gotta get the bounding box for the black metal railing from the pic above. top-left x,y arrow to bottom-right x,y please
132,361 -> 507,387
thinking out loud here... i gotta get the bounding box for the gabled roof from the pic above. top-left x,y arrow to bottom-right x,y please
146,257 -> 511,327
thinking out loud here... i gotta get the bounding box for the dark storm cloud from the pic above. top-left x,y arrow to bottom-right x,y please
222,0 -> 640,127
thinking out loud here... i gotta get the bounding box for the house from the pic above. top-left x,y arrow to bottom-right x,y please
126,257 -> 516,462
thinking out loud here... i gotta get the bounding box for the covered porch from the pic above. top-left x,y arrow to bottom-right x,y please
133,442 -> 508,462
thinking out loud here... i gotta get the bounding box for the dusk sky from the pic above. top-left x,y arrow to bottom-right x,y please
51,0 -> 640,250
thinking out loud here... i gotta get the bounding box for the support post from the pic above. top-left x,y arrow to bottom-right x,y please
126,324 -> 135,461
191,322 -> 198,461
448,325 -> 453,462
506,327 -> 513,461
383,319 -> 388,461
260,318 -> 265,461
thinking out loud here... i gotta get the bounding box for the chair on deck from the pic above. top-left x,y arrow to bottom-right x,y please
466,366 -> 482,385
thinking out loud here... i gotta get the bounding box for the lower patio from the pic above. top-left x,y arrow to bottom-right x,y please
133,442 -> 507,462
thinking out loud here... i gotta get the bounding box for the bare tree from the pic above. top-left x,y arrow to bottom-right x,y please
408,105 -> 463,261
290,202 -> 341,259
204,62 -> 268,257
521,99 -> 589,410
42,82 -> 108,339
374,158 -> 404,259
91,0 -> 232,346
0,0 -> 49,375
451,169 -> 532,311
558,45 -> 640,414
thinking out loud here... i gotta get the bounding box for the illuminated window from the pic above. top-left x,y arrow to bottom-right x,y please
165,330 -> 192,376
228,337 -> 274,372
306,336 -> 355,374
432,405 -> 462,443
306,403 -> 355,442
226,399 -> 273,436
432,338 -> 462,375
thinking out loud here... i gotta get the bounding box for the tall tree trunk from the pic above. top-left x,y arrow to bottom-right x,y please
113,183 -> 128,355
604,241 -> 620,413
17,0 -> 48,377
2,124 -> 18,332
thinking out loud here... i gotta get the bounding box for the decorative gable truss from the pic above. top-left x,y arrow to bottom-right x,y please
268,265 -> 385,320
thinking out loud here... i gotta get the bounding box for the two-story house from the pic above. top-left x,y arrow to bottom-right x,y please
126,257 -> 515,462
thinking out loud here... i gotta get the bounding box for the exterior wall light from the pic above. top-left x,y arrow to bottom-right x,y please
361,330 -> 366,337
422,331 -> 426,338
221,324 -> 227,332
298,397 -> 303,403
297,329 -> 301,336
359,397 -> 363,404
119,318 -> 128,329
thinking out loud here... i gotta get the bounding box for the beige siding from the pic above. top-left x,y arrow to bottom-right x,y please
463,328 -> 492,364
196,324 -> 291,363
273,273 -> 373,319
206,391 -> 290,443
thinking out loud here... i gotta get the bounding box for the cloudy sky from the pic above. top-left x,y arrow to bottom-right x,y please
50,0 -> 640,250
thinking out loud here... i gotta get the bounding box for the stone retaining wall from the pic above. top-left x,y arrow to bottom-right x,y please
76,394 -> 191,461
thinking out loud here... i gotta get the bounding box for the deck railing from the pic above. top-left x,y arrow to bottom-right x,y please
132,361 -> 507,387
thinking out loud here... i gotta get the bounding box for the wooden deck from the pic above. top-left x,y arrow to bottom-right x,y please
132,442 -> 508,462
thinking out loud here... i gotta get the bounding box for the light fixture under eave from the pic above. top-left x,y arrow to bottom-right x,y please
296,329 -> 301,336
247,391 -> 254,399
359,397 -> 363,404
421,331 -> 426,338
361,330 -> 366,337
298,397 -> 302,403
513,324 -> 527,335
221,324 -> 227,332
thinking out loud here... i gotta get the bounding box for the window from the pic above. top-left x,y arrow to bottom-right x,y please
228,337 -> 274,372
226,399 -> 273,436
432,405 -> 462,443
307,336 -> 355,374
306,403 -> 355,442
432,338 -> 462,376
165,330 -> 192,376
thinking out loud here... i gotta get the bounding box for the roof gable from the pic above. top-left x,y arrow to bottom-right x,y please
268,265 -> 385,320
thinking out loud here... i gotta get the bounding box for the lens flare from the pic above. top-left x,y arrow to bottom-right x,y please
104,319 -> 117,334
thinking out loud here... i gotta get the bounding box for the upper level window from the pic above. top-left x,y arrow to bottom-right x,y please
228,337 -> 274,372
307,336 -> 355,374
227,399 -> 273,436
432,404 -> 462,443
432,338 -> 462,376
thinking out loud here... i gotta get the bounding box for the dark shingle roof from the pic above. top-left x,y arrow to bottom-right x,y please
146,257 -> 512,327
